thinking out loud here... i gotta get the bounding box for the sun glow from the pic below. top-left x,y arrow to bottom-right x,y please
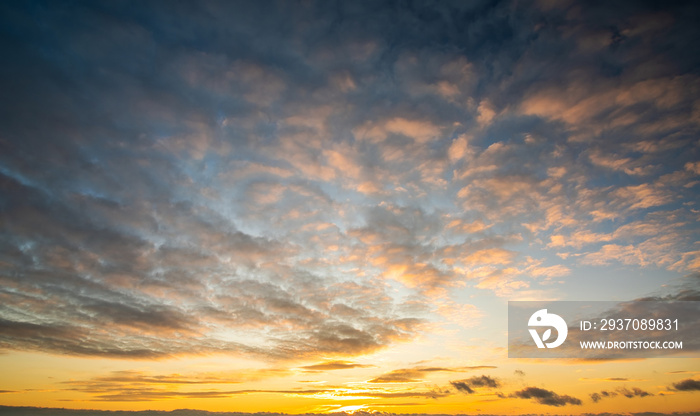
333,405 -> 369,413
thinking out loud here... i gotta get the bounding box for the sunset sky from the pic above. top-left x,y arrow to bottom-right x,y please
1,0 -> 699,414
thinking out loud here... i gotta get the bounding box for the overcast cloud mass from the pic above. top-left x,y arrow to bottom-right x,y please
0,0 -> 699,414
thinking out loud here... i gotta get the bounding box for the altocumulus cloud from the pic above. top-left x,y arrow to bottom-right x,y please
0,0 -> 699,362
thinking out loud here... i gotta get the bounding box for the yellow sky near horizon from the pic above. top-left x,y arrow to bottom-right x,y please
1,339 -> 698,413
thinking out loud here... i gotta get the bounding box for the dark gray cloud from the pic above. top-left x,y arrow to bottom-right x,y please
671,378 -> 700,391
449,381 -> 474,394
617,387 -> 653,398
510,386 -> 582,406
450,375 -> 500,394
464,375 -> 500,388
590,387 -> 653,402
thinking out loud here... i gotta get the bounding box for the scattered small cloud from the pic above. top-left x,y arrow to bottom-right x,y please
449,381 -> 474,394
450,375 -> 500,394
300,361 -> 374,371
671,378 -> 700,391
510,386 -> 582,406
368,365 -> 497,384
590,387 -> 653,402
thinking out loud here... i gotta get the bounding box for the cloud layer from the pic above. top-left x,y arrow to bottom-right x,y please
0,0 -> 699,363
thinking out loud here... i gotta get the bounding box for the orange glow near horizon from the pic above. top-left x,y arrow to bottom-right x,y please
0,350 -> 698,413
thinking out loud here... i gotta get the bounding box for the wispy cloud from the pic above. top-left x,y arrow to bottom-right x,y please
62,369 -> 455,402
300,361 -> 374,371
580,377 -> 645,382
369,366 -> 497,383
